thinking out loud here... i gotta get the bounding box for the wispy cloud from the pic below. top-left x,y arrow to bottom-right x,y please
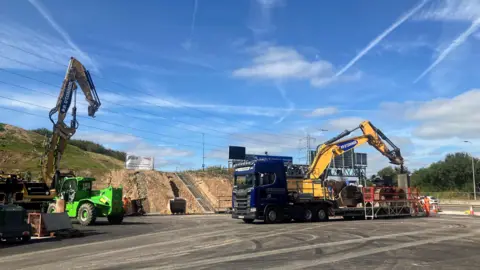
233,45 -> 360,87
379,36 -> 435,54
273,82 -> 295,124
182,0 -> 199,51
247,0 -> 285,38
28,0 -> 99,73
140,94 -> 303,117
335,0 -> 428,77
326,117 -> 366,131
305,107 -> 338,117
116,41 -> 216,71
414,21 -> 480,83
0,22 -> 97,71
413,0 -> 480,83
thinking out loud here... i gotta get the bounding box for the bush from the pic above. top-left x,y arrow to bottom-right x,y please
0,123 -> 5,132
69,139 -> 126,161
31,128 -> 52,138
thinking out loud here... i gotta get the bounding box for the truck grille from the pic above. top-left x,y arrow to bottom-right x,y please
234,191 -> 250,215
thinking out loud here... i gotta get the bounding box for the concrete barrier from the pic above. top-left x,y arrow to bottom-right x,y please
440,200 -> 480,205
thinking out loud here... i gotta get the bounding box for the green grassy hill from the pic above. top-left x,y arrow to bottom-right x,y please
0,123 -> 124,178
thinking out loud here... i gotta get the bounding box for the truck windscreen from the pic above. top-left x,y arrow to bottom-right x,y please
234,174 -> 257,189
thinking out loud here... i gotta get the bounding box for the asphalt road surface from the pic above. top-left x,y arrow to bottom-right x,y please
1,214 -> 480,270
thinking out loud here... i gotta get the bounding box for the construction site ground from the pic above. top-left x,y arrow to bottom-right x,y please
1,214 -> 480,269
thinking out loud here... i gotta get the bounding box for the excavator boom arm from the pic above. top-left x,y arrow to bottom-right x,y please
41,57 -> 101,188
308,120 -> 404,180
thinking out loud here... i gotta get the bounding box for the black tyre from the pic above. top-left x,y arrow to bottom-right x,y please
303,208 -> 313,222
21,235 -> 31,242
264,207 -> 280,224
243,218 -> 254,224
107,215 -> 124,225
77,203 -> 97,226
315,207 -> 329,222
47,203 -> 56,213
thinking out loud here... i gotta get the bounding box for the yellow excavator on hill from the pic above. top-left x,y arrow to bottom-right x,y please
42,57 -> 101,193
0,57 -> 101,210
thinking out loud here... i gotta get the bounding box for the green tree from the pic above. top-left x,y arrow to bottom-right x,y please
410,152 -> 478,192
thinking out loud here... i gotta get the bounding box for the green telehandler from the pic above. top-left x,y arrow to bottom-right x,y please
47,175 -> 124,226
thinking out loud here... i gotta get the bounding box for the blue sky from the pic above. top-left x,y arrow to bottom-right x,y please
1,0 -> 480,174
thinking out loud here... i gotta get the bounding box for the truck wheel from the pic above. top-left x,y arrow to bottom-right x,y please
21,235 -> 31,242
264,207 -> 279,224
243,218 -> 254,224
107,215 -> 124,225
316,207 -> 329,222
77,203 -> 97,226
47,203 -> 56,213
304,208 -> 313,222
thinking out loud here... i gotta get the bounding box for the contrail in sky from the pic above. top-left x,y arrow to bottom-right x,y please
28,0 -> 99,72
414,18 -> 480,83
335,0 -> 428,77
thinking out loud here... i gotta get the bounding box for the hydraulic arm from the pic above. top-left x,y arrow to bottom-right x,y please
308,120 -> 404,181
41,57 -> 101,189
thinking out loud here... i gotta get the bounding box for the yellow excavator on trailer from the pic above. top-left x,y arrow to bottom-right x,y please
231,120 -> 409,223
301,120 -> 404,197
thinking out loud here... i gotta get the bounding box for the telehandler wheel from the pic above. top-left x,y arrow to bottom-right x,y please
107,215 -> 124,225
77,203 -> 97,226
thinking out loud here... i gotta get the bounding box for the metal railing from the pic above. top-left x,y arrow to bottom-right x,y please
421,192 -> 478,201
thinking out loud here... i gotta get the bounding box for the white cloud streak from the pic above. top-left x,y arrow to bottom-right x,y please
182,0 -> 199,51
273,82 -> 295,124
0,23 -> 97,71
233,45 -> 360,87
28,0 -> 99,72
414,18 -> 480,83
305,107 -> 338,117
335,0 -> 428,77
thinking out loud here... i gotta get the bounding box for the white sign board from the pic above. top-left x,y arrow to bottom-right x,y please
125,155 -> 154,170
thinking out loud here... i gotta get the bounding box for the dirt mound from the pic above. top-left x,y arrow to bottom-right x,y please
97,170 -> 204,214
185,172 -> 233,210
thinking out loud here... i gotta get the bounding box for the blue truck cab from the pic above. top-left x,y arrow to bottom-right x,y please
232,160 -> 333,224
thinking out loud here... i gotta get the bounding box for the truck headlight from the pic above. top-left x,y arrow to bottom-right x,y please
249,207 -> 256,213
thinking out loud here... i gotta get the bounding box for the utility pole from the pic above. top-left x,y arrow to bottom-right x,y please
202,133 -> 205,171
299,134 -> 316,165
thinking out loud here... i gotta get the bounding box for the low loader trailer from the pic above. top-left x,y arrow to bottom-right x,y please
231,120 -> 419,223
232,160 -> 419,224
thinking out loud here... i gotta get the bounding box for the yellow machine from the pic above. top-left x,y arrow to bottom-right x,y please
295,120 -> 404,198
0,57 -> 101,210
41,56 -> 101,194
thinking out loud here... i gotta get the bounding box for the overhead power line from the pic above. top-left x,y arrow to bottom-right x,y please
0,55 -> 295,147
0,40 -> 304,139
0,92 -> 228,150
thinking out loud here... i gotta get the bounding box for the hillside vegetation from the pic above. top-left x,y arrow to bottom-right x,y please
0,124 -> 124,178
31,128 -> 126,161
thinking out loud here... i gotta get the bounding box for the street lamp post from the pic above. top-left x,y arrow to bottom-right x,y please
464,141 -> 477,200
